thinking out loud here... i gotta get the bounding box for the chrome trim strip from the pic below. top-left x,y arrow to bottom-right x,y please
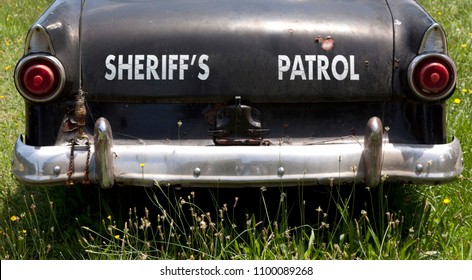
418,23 -> 447,54
24,24 -> 56,55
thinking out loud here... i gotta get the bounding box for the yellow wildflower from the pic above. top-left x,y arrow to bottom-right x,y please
461,44 -> 467,48
107,215 -> 112,221
443,197 -> 451,205
0,96 -> 5,99
140,163 -> 145,168
10,215 -> 17,222
437,11 -> 442,16
453,98 -> 461,104
22,229 -> 27,234
462,89 -> 468,93
5,65 -> 11,71
114,235 -> 120,240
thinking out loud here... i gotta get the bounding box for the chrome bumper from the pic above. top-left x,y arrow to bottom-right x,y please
12,117 -> 464,188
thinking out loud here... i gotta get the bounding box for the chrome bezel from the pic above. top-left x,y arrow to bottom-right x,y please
14,54 -> 66,103
407,53 -> 456,101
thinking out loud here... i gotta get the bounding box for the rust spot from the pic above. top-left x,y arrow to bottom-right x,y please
261,140 -> 272,146
215,138 -> 262,146
393,58 -> 400,69
62,118 -> 77,132
315,35 -> 335,51
321,37 -> 335,51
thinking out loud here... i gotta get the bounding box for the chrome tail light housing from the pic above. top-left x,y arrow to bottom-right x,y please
14,24 -> 66,103
15,54 -> 66,102
408,53 -> 456,101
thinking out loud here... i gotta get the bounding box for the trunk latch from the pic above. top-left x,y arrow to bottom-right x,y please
209,96 -> 269,145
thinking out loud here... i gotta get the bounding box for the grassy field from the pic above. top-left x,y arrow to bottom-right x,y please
0,0 -> 471,260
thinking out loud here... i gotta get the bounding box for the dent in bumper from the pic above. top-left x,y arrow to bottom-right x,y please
12,117 -> 464,188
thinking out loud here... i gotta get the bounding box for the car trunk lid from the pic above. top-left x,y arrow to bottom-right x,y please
80,0 -> 394,103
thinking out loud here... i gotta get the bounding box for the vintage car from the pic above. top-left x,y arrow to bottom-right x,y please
12,0 -> 463,188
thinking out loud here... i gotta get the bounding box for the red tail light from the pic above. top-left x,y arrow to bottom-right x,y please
416,61 -> 449,94
408,53 -> 456,101
15,55 -> 65,102
22,62 -> 57,96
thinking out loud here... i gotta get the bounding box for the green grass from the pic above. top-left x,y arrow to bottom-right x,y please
0,0 -> 471,260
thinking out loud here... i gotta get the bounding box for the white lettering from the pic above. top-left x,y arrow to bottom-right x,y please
350,55 -> 359,80
105,55 -> 116,80
146,55 -> 159,80
118,55 -> 133,80
290,55 -> 306,80
105,54 -> 210,81
168,55 -> 178,80
305,55 -> 316,80
278,55 -> 290,80
198,55 -> 210,80
179,55 -> 189,80
331,55 -> 348,80
161,55 -> 167,80
317,55 -> 330,80
134,55 -> 145,80
104,53 -> 359,83
278,54 -> 360,81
